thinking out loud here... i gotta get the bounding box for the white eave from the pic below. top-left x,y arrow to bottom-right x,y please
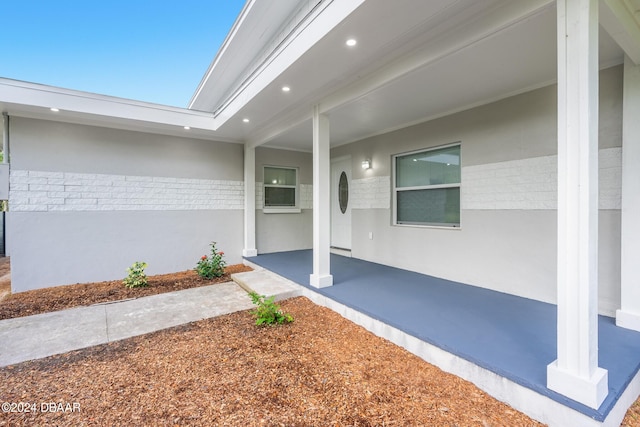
0,78 -> 238,142
188,0 -> 315,113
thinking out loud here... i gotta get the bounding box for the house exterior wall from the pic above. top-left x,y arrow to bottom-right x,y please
254,147 -> 313,253
331,65 -> 623,315
7,118 -> 244,292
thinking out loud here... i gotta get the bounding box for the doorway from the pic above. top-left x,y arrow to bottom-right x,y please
331,156 -> 351,255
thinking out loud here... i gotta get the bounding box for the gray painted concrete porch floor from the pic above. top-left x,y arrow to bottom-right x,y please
0,273 -> 300,368
245,249 -> 640,422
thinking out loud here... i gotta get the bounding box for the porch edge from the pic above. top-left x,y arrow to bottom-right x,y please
253,266 -> 637,427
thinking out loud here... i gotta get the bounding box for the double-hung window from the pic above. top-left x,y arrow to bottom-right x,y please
263,166 -> 300,213
393,144 -> 461,227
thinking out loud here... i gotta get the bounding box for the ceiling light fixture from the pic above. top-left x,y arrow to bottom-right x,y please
282,86 -> 290,92
346,38 -> 357,47
50,108 -> 60,112
183,126 -> 191,130
243,118 -> 250,123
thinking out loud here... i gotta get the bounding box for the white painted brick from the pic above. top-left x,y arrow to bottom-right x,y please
9,176 -> 30,186
24,177 -> 48,185
30,184 -> 65,192
29,171 -> 63,179
152,177 -> 177,183
13,205 -> 48,212
66,198 -> 97,205
10,183 -> 28,191
125,175 -> 153,182
10,170 -> 28,178
9,195 -> 29,208
65,172 -> 96,180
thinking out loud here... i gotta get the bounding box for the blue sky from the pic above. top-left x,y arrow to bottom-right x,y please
2,1 -> 246,107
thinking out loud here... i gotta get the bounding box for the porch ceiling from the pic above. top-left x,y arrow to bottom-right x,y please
214,0 -> 625,151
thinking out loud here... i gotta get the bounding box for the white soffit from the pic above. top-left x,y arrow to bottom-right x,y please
258,1 -> 625,151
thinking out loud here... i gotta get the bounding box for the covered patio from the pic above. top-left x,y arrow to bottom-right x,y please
247,249 -> 640,425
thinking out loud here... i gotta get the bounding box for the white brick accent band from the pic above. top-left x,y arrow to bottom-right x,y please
351,176 -> 391,209
300,184 -> 313,210
255,183 -> 313,210
462,147 -> 621,210
9,170 -> 244,212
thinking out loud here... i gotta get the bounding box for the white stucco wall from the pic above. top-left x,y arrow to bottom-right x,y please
331,65 -> 623,315
7,118 -> 244,292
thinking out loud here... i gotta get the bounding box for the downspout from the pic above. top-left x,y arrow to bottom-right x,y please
1,113 -> 8,258
1,112 -> 8,164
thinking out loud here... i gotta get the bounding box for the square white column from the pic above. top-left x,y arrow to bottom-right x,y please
547,0 -> 608,409
617,55 -> 640,332
310,106 -> 333,288
242,144 -> 258,257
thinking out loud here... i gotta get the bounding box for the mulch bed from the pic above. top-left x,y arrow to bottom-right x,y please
0,262 -> 638,426
1,297 -> 547,426
0,264 -> 252,320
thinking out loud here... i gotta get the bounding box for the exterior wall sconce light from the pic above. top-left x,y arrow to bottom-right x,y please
361,159 -> 371,170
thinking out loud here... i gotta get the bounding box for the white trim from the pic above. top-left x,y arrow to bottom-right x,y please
262,165 -> 300,212
262,208 -> 302,214
310,105 -> 333,288
548,0 -> 608,409
243,144 -> 257,257
619,56 -> 640,331
392,143 -> 461,227
616,309 -> 640,331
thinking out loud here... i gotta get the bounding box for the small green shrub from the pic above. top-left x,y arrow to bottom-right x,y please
249,291 -> 294,326
196,242 -> 227,279
123,261 -> 148,289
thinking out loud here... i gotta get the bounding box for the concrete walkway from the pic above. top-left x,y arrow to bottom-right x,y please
0,269 -> 301,367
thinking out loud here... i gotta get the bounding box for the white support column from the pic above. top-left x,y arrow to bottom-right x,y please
617,55 -> 640,331
547,0 -> 608,410
310,105 -> 333,288
242,144 -> 258,257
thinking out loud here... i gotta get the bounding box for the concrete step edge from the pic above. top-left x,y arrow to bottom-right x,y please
230,273 -> 255,294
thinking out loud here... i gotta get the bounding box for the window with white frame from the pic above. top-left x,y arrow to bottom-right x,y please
393,144 -> 461,227
263,166 -> 299,212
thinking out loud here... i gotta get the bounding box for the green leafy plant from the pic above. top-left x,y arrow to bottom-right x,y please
196,242 -> 227,279
249,291 -> 294,326
123,261 -> 148,289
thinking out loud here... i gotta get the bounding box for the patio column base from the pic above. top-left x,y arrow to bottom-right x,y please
242,249 -> 258,257
616,309 -> 640,332
547,360 -> 608,409
310,274 -> 333,288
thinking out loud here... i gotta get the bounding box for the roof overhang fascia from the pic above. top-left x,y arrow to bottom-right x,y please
188,0 -> 312,113
600,0 -> 640,64
208,0 -> 366,129
188,0 -> 255,110
0,78 -> 232,141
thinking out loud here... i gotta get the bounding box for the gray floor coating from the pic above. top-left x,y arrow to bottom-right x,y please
0,276 -> 299,367
246,249 -> 640,422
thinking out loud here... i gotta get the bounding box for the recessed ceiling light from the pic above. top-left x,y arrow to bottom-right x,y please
282,86 -> 290,92
183,126 -> 191,130
346,38 -> 357,47
243,118 -> 250,123
50,108 -> 60,112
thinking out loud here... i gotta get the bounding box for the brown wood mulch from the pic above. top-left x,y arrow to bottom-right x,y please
0,264 -> 252,320
0,262 -> 638,426
2,296 -> 546,426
